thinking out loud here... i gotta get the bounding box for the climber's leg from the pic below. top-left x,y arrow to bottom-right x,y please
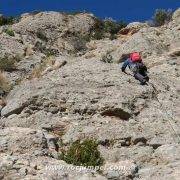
134,73 -> 147,85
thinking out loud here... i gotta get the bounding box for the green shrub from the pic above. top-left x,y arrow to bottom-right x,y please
89,18 -> 127,40
59,139 -> 104,167
153,9 -> 172,26
104,19 -> 127,35
71,36 -> 87,54
34,41 -> 45,52
90,18 -> 105,40
100,52 -> 113,63
0,55 -> 21,72
0,56 -> 16,71
36,31 -> 48,42
4,28 -> 15,36
34,41 -> 58,56
0,16 -> 14,26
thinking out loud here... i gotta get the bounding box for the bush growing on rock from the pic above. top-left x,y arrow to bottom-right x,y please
36,31 -> 48,42
100,52 -> 113,63
0,16 -> 14,26
59,139 -> 104,167
89,18 -> 127,40
3,28 -> 15,36
153,9 -> 173,26
0,55 -> 21,72
104,19 -> 127,39
90,18 -> 105,40
34,41 -> 59,56
69,35 -> 88,54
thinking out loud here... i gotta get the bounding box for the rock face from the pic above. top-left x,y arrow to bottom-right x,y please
0,9 -> 180,180
119,22 -> 149,36
11,12 -> 96,56
0,127 -> 48,155
172,8 -> 180,23
0,33 -> 25,57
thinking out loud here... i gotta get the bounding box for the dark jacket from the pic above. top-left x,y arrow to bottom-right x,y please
121,58 -> 147,73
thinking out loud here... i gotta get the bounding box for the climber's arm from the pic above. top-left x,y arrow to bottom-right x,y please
121,59 -> 130,72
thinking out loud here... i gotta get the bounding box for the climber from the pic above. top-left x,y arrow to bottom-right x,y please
121,52 -> 149,85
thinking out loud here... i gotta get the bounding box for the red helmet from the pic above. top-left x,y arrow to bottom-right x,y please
130,52 -> 142,62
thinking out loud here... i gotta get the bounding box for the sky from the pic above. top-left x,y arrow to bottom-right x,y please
0,0 -> 179,22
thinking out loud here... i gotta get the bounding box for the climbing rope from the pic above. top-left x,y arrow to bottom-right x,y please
148,81 -> 180,144
124,69 -> 180,143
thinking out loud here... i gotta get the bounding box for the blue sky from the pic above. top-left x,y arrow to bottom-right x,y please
0,0 -> 179,22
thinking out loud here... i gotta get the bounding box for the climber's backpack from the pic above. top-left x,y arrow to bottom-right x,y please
130,52 -> 142,62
